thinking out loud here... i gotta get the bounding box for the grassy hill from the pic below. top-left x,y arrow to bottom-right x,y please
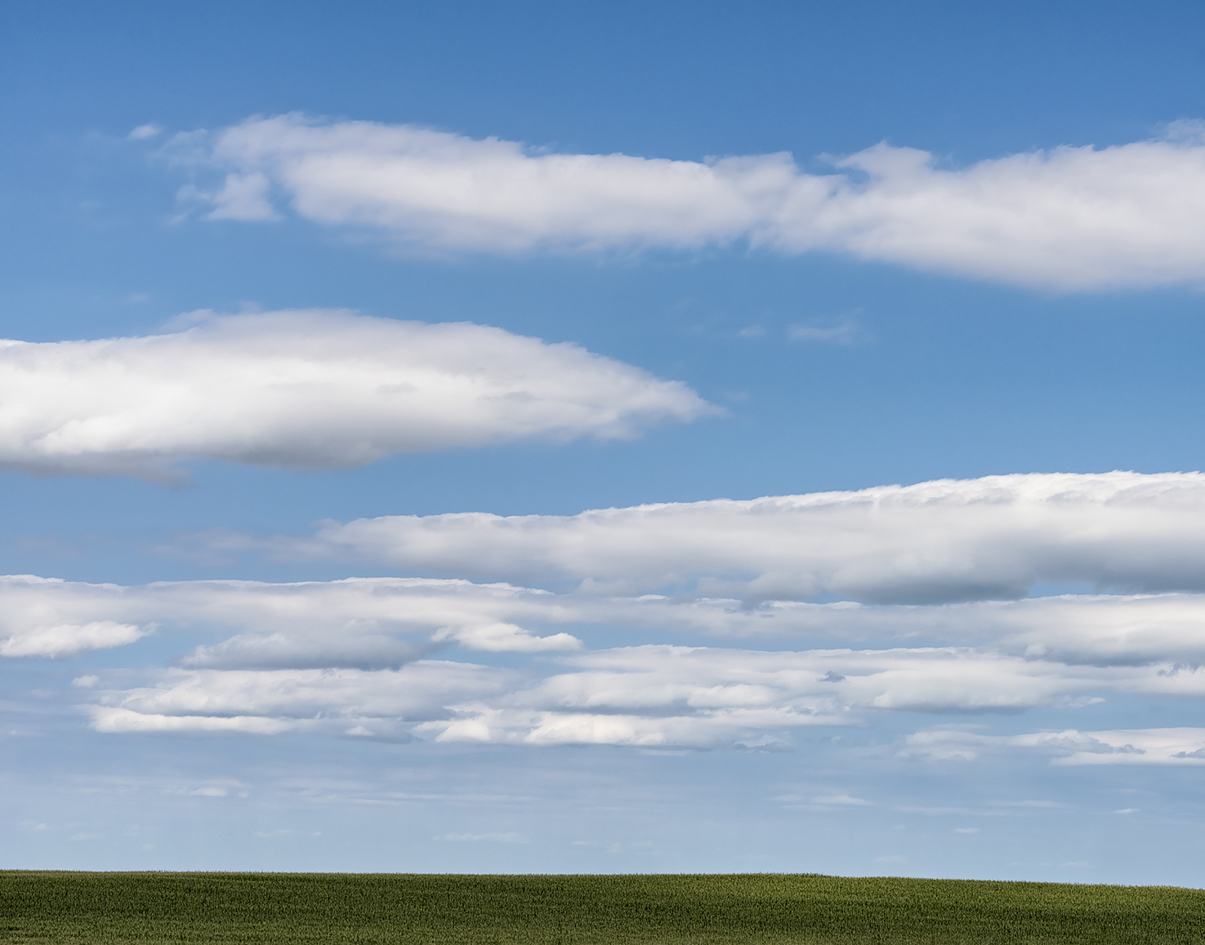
1,871 -> 1202,944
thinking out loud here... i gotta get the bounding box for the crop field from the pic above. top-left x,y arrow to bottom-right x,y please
1,871 -> 1203,944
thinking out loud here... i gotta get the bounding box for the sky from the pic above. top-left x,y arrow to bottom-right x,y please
3,0 -> 1205,883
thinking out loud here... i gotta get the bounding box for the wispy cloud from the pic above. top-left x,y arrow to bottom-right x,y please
127,123 -> 161,141
436,832 -> 529,843
787,318 -> 863,344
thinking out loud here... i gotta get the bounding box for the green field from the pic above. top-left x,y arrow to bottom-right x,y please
1,872 -> 1203,944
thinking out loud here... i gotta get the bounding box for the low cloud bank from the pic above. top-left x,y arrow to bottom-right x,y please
79,643 -> 1205,748
4,571 -> 1205,750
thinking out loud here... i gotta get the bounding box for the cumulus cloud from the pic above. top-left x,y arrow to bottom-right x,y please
0,309 -> 710,479
260,471 -> 1205,604
172,114 -> 1205,290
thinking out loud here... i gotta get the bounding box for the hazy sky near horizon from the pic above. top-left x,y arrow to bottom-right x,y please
4,0 -> 1205,883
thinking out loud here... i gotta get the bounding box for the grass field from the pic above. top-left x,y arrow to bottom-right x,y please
1,871 -> 1203,944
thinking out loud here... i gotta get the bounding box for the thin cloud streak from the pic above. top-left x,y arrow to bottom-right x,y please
902,726 -> 1205,766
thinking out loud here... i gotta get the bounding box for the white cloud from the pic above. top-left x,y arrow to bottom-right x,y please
176,114 -> 1205,290
0,620 -> 147,658
265,471 -> 1205,604
10,567 -> 1205,747
88,661 -> 508,737
902,726 -> 1205,765
421,707 -> 755,748
498,644 -> 1137,720
681,592 -> 1205,667
17,569 -> 1205,667
0,574 -> 585,661
811,794 -> 873,807
206,172 -> 276,220
90,707 -> 295,735
13,566 -> 1205,670
0,309 -> 709,479
128,123 -> 161,140
79,636 -> 1192,748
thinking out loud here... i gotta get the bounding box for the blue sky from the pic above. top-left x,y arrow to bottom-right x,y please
4,0 -> 1205,882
